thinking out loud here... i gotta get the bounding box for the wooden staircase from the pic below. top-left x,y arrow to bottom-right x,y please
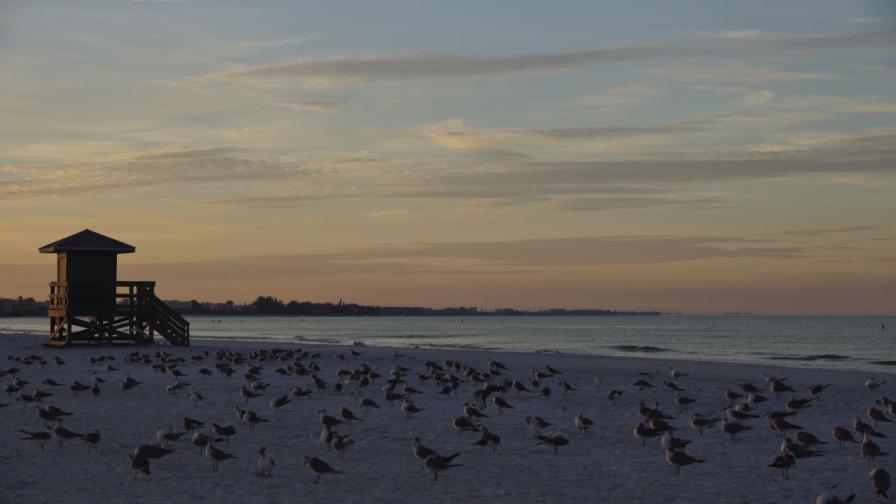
147,292 -> 190,346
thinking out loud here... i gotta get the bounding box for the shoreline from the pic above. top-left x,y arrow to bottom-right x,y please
3,330 -> 894,376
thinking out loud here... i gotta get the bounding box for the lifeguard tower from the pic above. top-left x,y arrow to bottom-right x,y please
40,229 -> 189,346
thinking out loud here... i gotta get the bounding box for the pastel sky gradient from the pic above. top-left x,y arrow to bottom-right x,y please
1,1 -> 895,314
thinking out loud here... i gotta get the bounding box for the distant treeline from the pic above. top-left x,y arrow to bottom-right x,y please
0,297 -> 48,316
0,295 -> 661,317
167,296 -> 661,317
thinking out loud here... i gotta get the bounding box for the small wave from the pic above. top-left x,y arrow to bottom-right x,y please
608,345 -> 669,353
871,360 -> 896,366
767,354 -> 851,362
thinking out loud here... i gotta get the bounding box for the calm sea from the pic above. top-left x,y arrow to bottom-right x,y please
2,316 -> 894,373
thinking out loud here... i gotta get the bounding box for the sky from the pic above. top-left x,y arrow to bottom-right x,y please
1,0 -> 895,314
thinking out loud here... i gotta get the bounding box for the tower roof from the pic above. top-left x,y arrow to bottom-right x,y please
39,229 -> 136,254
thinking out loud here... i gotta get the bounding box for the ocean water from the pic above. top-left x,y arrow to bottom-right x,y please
2,315 -> 894,373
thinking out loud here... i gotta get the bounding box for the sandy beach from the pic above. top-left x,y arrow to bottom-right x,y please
1,333 -> 893,504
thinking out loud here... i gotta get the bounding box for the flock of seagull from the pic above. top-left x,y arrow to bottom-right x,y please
1,344 -> 893,502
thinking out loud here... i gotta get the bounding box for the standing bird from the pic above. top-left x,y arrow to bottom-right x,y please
870,468 -> 890,499
574,414 -> 594,434
815,488 -> 855,504
535,433 -> 570,454
402,401 -> 424,418
865,378 -> 887,391
868,407 -> 894,426
690,414 -> 721,435
723,420 -> 751,443
861,433 -> 889,466
493,396 -> 515,413
257,447 -> 274,477
771,417 -> 803,437
20,429 -> 52,451
769,453 -> 796,480
212,423 -> 237,442
472,427 -> 501,453
52,424 -> 84,447
304,456 -> 341,484
526,416 -> 552,435
665,449 -> 705,475
205,441 -> 238,472
129,452 -> 151,480
83,429 -> 101,453
412,437 -> 436,470
360,398 -> 380,414
833,427 -> 858,448
452,417 -> 479,433
424,453 -> 462,481
340,405 -> 362,422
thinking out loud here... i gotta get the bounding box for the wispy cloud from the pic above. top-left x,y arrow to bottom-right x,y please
216,31 -> 894,87
786,226 -> 880,237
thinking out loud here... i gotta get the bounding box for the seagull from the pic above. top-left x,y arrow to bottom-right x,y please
769,453 -> 795,480
607,390 -> 623,405
854,416 -> 887,438
52,424 -> 84,447
722,420 -> 751,443
452,416 -> 480,433
330,433 -> 354,458
129,452 -> 151,480
807,383 -> 832,399
724,388 -> 743,404
424,453 -> 462,481
669,367 -> 687,379
865,378 -> 887,391
20,429 -> 52,450
240,386 -> 262,402
320,411 -> 343,428
360,398 -> 380,414
781,437 -> 823,459
241,410 -> 269,431
868,407 -> 894,426
796,431 -> 827,448
493,396 -> 515,413
340,405 -> 362,422
205,441 -> 237,472
156,427 -> 185,448
674,395 -> 696,412
412,437 -> 436,470
304,456 -> 341,484
121,375 -> 141,391
815,487 -> 854,504
771,417 -> 803,437
402,401 -> 424,418
212,423 -> 237,442
634,423 -> 663,446
870,468 -> 890,499
270,394 -> 291,409
661,432 -> 691,451
526,416 -> 551,435
472,427 -> 501,453
182,416 -> 204,431
84,429 -> 101,453
690,414 -> 721,435
665,448 -> 705,475
191,432 -> 223,454
574,413 -> 594,434
833,426 -> 858,448
861,432 -> 889,466
536,433 -> 569,454
135,443 -> 176,459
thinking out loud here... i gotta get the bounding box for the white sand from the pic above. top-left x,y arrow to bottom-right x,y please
0,333 -> 893,503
